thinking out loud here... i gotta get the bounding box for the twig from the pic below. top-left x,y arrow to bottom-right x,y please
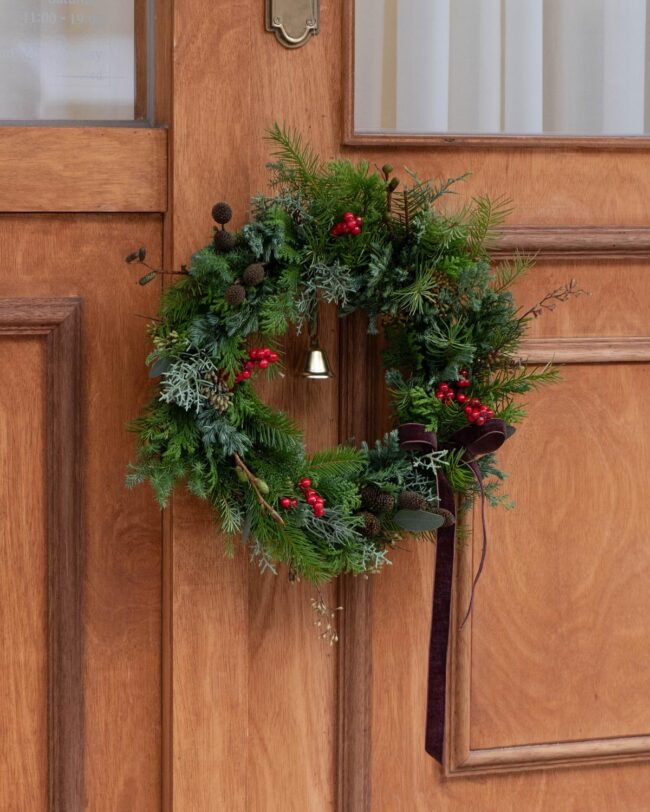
518,278 -> 587,322
233,453 -> 285,525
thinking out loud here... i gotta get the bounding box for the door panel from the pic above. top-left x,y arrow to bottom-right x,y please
0,215 -> 163,810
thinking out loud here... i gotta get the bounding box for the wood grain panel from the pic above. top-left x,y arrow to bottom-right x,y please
0,338 -> 48,811
449,362 -> 650,775
170,2 -> 341,810
0,299 -> 83,811
0,129 -> 167,213
512,260 -> 650,339
0,217 -> 163,811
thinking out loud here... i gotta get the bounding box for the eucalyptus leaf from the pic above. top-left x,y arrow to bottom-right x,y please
394,509 -> 445,532
149,356 -> 172,378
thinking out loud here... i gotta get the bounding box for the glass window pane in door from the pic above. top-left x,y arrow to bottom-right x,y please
0,0 -> 138,120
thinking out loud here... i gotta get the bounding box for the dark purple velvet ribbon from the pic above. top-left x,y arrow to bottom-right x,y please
397,419 -> 510,764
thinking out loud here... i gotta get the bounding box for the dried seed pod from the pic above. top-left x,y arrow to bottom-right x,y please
225,283 -> 246,306
213,230 -> 236,252
211,201 -> 233,225
242,262 -> 266,287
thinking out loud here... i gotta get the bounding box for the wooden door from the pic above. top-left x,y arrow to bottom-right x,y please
0,128 -> 167,808
160,2 -> 650,811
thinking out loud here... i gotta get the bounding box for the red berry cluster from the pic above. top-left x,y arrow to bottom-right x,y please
279,496 -> 299,510
330,211 -> 363,237
280,477 -> 326,518
463,399 -> 494,426
233,346 -> 279,385
434,369 -> 495,426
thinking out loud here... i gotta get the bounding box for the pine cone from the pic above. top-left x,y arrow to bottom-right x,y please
210,391 -> 233,413
225,283 -> 246,307
431,507 -> 455,528
213,230 -> 236,252
211,201 -> 232,225
361,485 -> 395,514
398,490 -> 428,511
360,511 -> 381,538
242,262 -> 266,287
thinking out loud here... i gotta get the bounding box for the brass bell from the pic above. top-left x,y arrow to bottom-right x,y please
302,344 -> 334,379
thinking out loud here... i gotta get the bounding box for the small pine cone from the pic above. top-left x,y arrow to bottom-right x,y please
361,485 -> 395,514
242,262 -> 266,287
360,511 -> 381,538
398,490 -> 428,511
431,507 -> 455,528
212,392 -> 233,413
225,283 -> 246,307
213,229 -> 236,252
211,201 -> 232,225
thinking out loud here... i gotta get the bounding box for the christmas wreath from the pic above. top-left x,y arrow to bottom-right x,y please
127,126 -> 581,587
127,127 -> 583,760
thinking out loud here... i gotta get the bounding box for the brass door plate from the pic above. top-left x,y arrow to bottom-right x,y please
265,0 -> 320,48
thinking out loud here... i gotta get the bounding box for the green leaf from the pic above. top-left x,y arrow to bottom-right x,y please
394,509 -> 445,532
149,357 -> 171,377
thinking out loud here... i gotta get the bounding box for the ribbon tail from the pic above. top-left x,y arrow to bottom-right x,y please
459,459 -> 488,630
424,472 -> 455,763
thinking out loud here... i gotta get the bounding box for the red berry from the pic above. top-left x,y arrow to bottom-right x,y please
446,391 -> 455,400
475,417 -> 486,426
299,478 -> 311,489
470,398 -> 480,407
280,497 -> 291,509
464,406 -> 473,415
350,226 -> 361,235
355,217 -> 363,226
436,392 -> 444,400
313,506 -> 325,518
486,409 -> 494,419
291,499 -> 298,508
268,352 -> 278,363
467,412 -> 477,422
249,348 -> 259,359
258,358 -> 269,369
460,368 -> 468,376
245,361 -> 254,370
343,211 -> 355,220
457,394 -> 467,404
241,369 -> 251,379
307,494 -> 318,506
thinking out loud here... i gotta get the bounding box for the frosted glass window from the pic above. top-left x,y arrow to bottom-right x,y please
354,0 -> 650,136
0,0 -> 137,120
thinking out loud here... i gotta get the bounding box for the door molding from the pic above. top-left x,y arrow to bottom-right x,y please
0,298 -> 84,811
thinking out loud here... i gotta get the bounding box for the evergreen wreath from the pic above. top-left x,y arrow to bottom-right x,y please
126,126 -> 582,595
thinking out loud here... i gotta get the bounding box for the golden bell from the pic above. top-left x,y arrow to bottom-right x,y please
302,345 -> 334,379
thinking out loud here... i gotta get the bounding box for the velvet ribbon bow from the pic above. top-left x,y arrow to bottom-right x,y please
397,418 -> 511,764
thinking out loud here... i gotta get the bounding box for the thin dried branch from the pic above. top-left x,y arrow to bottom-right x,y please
233,453 -> 285,526
518,278 -> 587,321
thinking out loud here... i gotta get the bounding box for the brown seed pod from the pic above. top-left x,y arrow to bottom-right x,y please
242,262 -> 266,287
211,201 -> 233,225
224,283 -> 246,307
213,229 -> 236,252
